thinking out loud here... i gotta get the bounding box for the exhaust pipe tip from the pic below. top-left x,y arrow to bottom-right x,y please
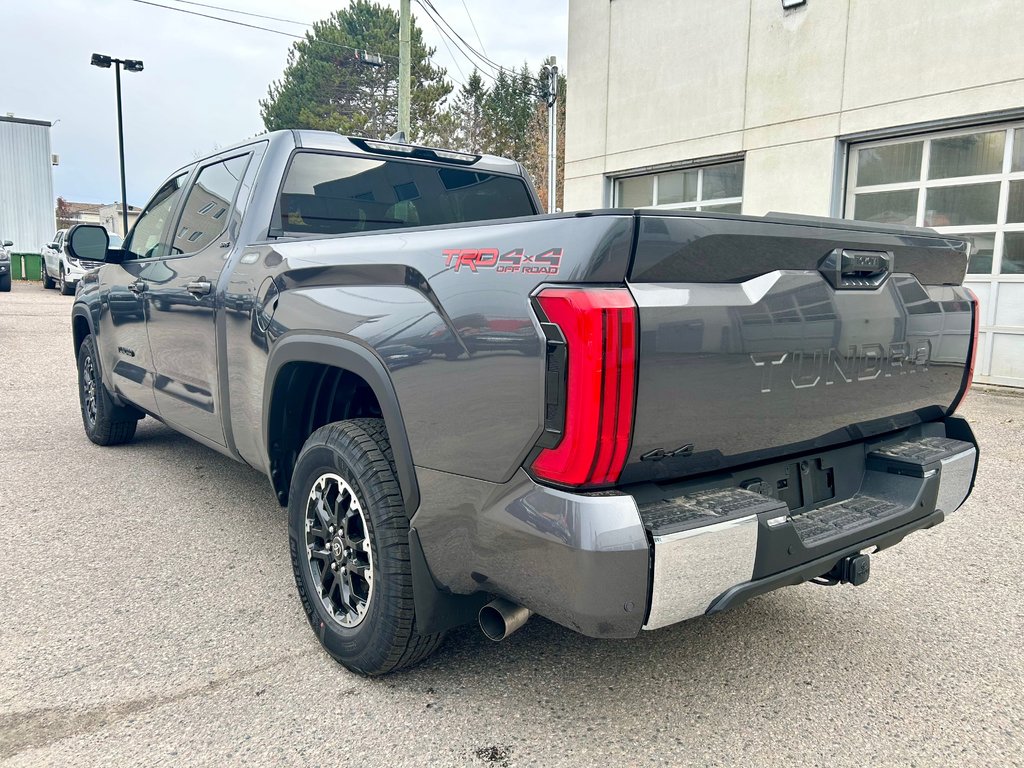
478,598 -> 532,642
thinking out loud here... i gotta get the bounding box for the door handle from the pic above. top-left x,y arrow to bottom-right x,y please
186,280 -> 212,297
128,280 -> 147,295
820,249 -> 892,290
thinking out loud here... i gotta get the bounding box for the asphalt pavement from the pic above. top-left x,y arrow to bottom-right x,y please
1,279 -> 1022,767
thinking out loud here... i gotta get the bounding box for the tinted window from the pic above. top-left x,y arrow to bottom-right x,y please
278,152 -> 535,236
124,172 -> 190,260
173,155 -> 250,255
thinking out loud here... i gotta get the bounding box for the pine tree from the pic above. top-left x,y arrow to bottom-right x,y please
481,65 -> 538,161
259,1 -> 451,142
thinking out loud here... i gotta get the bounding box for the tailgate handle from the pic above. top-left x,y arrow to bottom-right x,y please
820,249 -> 892,290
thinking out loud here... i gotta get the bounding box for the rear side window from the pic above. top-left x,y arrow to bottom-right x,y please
277,151 -> 535,236
173,154 -> 250,255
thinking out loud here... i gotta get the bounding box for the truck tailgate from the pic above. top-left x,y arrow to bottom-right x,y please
621,213 -> 973,485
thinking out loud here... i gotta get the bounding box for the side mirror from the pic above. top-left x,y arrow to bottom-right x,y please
2,240 -> 12,248
48,242 -> 59,251
66,224 -> 110,262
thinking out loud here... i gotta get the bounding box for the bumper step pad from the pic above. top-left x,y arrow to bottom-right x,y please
866,436 -> 974,477
639,487 -> 786,537
788,436 -> 976,546
789,495 -> 903,547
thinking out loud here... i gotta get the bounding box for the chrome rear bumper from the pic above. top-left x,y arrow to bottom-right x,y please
642,437 -> 977,631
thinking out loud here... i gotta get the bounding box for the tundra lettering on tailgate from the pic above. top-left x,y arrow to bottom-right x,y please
751,341 -> 931,393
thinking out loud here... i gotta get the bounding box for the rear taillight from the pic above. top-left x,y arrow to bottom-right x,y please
950,287 -> 980,413
530,287 -> 637,487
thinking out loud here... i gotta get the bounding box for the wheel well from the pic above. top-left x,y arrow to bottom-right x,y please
267,362 -> 383,505
72,315 -> 91,357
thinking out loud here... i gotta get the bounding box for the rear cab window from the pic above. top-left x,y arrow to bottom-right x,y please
276,152 -> 536,237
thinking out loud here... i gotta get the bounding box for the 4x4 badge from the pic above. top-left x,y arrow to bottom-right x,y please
443,247 -> 562,274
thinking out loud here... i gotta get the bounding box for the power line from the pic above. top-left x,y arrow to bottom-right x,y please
126,0 -> 398,61
163,0 -> 311,27
416,0 -> 542,85
459,0 -> 488,57
414,0 -> 499,81
420,6 -> 467,85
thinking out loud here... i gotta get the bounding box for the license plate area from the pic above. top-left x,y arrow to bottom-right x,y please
739,458 -> 836,514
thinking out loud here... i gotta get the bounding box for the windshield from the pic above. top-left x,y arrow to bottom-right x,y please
278,152 -> 536,237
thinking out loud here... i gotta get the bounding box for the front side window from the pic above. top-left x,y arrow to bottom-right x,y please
277,152 -> 536,236
123,171 -> 191,260
613,160 -> 744,213
173,154 -> 250,255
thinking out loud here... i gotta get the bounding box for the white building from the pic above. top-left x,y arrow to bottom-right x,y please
59,201 -> 141,237
0,115 -> 55,253
565,0 -> 1024,387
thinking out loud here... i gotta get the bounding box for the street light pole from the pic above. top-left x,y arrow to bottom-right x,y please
91,53 -> 144,237
113,61 -> 128,235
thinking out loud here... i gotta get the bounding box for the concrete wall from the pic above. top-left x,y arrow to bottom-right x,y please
0,117 -> 55,252
565,0 -> 1024,213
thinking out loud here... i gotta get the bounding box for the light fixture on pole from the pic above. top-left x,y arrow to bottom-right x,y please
91,53 -> 144,235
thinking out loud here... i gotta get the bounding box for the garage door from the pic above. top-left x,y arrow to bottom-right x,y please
845,123 -> 1024,387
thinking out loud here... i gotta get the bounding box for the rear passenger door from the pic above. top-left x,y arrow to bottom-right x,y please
145,152 -> 253,446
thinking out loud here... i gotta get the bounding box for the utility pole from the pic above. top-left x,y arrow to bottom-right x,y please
545,57 -> 559,214
398,0 -> 411,139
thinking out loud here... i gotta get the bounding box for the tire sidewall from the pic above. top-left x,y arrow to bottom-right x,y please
288,437 -> 398,670
77,336 -> 100,438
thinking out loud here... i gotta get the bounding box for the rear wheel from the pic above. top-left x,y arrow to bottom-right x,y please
288,418 -> 444,675
77,335 -> 140,445
41,263 -> 54,289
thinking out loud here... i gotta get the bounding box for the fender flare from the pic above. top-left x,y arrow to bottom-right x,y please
70,303 -> 103,378
70,304 -> 95,353
263,331 -> 420,513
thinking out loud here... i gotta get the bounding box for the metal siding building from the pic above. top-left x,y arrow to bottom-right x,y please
565,0 -> 1024,387
0,115 -> 55,254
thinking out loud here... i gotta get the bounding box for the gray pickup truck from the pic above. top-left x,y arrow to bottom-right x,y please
66,131 -> 980,675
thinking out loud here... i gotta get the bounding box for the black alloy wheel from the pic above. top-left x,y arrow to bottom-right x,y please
304,472 -> 375,628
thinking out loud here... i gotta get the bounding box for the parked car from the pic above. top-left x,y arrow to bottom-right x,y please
42,228 -> 122,294
0,238 -> 12,292
66,131 -> 979,675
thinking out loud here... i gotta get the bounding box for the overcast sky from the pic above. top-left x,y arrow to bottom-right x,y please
2,0 -> 567,208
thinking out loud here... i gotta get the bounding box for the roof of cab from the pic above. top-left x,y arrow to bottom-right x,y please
288,130 -> 524,177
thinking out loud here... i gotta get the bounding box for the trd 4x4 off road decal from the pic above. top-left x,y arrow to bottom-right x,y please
443,247 -> 562,274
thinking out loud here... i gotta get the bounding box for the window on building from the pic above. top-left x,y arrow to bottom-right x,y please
846,124 -> 1024,276
613,160 -> 744,213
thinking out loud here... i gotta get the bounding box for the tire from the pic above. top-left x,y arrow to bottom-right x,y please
0,273 -> 10,293
59,267 -> 74,296
77,335 -> 140,445
288,418 -> 444,675
41,264 -> 54,289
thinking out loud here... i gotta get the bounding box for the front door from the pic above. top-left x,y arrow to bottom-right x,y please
95,171 -> 191,416
145,153 -> 252,446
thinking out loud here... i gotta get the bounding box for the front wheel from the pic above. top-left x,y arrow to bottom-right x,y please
0,273 -> 10,293
288,418 -> 444,675
77,335 -> 140,445
59,267 -> 74,296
